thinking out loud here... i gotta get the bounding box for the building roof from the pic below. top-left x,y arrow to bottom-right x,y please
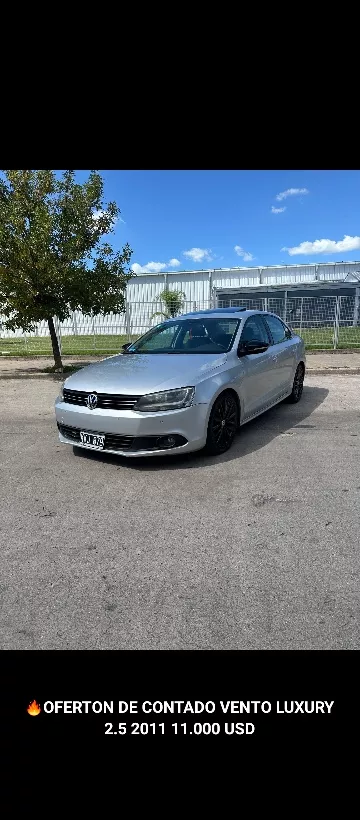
132,261 -> 360,277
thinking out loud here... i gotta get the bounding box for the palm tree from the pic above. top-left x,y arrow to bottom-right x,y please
151,288 -> 186,321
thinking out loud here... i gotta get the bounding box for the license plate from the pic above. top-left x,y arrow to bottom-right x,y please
80,432 -> 105,449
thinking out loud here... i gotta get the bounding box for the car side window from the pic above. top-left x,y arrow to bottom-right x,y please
141,325 -> 178,350
264,315 -> 290,345
240,315 -> 270,345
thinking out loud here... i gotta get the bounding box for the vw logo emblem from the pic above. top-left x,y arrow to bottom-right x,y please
86,393 -> 98,410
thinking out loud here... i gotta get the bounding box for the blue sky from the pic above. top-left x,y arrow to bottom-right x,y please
77,170 -> 360,271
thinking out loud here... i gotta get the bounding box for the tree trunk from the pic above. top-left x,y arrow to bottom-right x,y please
48,316 -> 63,370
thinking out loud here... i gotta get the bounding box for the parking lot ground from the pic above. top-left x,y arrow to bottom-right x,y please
1,373 -> 359,650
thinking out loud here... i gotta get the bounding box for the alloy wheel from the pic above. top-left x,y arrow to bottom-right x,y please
207,393 -> 238,454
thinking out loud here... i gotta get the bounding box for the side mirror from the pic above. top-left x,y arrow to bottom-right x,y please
238,340 -> 269,356
122,342 -> 131,351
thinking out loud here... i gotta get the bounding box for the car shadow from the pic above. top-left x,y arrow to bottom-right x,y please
0,362 -> 99,381
72,385 -> 329,471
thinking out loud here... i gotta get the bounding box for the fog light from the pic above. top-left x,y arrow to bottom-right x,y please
157,435 -> 177,449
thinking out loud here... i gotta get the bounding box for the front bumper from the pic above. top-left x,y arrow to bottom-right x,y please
54,398 -> 209,457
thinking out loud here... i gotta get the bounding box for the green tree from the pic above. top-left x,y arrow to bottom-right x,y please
0,170 -> 133,369
152,287 -> 186,320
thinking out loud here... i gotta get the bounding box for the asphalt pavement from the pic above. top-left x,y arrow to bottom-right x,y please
1,372 -> 359,650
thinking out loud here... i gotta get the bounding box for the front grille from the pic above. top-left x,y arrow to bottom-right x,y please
58,424 -> 134,450
58,424 -> 80,443
63,389 -> 141,410
57,424 -> 187,452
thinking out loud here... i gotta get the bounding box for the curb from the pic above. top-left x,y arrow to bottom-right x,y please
0,373 -> 64,380
1,368 -> 360,380
306,369 -> 360,376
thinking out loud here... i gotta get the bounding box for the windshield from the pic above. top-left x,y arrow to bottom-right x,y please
125,318 -> 240,354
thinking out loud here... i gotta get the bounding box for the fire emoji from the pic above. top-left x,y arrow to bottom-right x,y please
27,700 -> 41,717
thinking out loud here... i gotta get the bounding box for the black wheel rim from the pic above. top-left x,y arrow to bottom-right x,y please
293,367 -> 304,399
211,395 -> 237,447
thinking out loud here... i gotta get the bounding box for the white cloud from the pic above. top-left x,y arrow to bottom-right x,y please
92,209 -> 118,229
183,247 -> 213,263
282,235 -> 360,256
234,245 -> 254,262
131,262 -> 167,274
275,187 -> 309,202
92,209 -> 103,221
271,205 -> 286,214
131,257 -> 181,274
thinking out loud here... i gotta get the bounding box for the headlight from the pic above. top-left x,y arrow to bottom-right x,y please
135,387 -> 195,412
59,381 -> 66,401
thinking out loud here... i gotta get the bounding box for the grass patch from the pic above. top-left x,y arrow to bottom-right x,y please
1,328 -> 360,357
292,327 -> 360,349
0,334 -> 138,357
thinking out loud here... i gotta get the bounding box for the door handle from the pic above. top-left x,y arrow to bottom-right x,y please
272,355 -> 278,362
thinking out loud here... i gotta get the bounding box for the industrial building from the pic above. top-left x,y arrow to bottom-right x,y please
125,261 -> 360,336
1,261 -> 360,347
127,260 -> 360,312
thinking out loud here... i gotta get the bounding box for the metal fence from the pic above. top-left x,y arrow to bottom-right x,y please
218,294 -> 360,350
0,301 -> 209,356
1,294 -> 360,355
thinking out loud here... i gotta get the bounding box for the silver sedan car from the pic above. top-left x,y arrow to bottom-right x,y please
55,307 -> 306,458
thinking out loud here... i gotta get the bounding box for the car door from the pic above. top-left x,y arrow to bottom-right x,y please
263,314 -> 297,396
236,314 -> 278,419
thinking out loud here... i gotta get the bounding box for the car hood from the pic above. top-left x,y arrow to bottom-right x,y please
64,352 -> 228,394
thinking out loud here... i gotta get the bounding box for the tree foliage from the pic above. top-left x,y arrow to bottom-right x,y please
0,170 -> 133,368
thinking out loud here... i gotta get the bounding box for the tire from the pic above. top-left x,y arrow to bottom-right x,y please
287,363 -> 305,403
205,391 -> 239,455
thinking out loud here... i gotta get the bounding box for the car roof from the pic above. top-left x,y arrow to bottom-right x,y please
173,308 -> 261,320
